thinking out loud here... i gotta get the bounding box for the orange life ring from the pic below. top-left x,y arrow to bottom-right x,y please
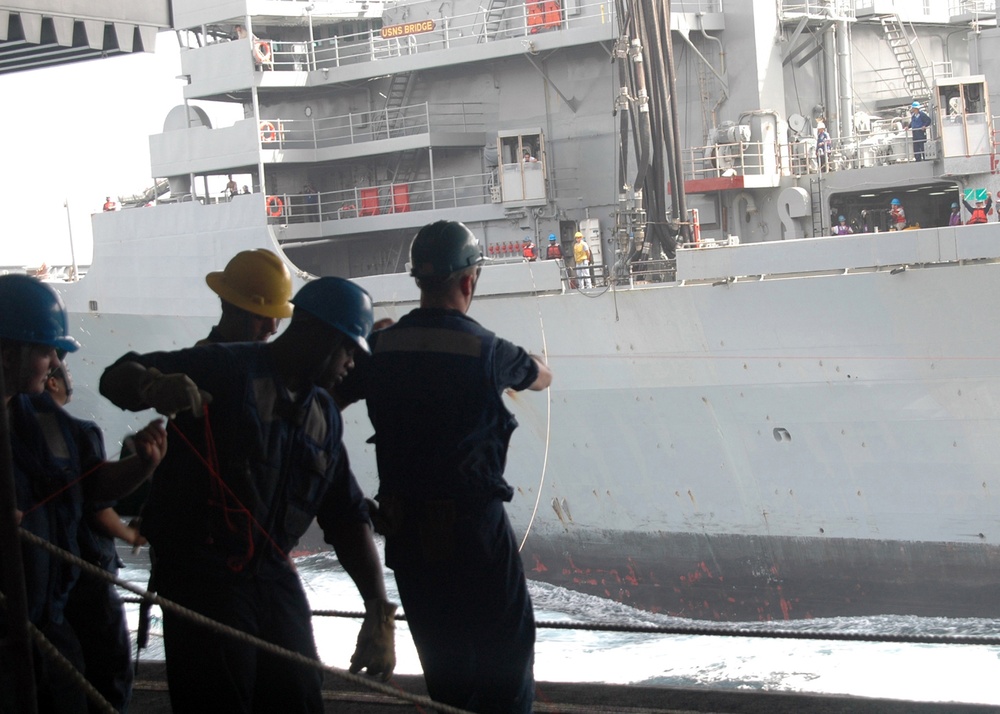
259,121 -> 277,143
253,40 -> 272,64
266,195 -> 284,217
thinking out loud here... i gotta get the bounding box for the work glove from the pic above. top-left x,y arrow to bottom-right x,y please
365,497 -> 401,537
349,598 -> 397,681
139,368 -> 212,418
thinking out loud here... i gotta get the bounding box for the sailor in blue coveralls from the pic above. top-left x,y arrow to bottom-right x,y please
908,101 -> 932,161
337,220 -> 553,714
0,275 -> 166,714
99,277 -> 396,714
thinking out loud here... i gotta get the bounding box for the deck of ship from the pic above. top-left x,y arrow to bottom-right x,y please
129,662 -> 999,713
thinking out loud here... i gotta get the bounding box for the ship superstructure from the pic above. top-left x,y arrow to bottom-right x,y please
54,0 -> 1000,621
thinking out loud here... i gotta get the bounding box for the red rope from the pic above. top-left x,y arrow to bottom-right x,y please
20,461 -> 103,516
22,404 -> 291,573
165,406 -> 291,571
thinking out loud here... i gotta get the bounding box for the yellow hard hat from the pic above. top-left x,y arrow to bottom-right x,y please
574,231 -> 584,238
205,249 -> 294,319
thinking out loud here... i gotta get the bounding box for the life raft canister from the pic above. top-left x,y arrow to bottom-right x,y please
259,121 -> 277,143
253,40 -> 272,65
266,196 -> 284,217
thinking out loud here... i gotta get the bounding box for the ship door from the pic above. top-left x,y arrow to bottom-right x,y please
935,76 -> 991,158
497,130 -> 547,205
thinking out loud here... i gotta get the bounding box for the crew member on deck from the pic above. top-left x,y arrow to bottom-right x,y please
572,230 -> 593,288
98,277 -> 395,713
949,202 -> 963,226
51,359 -> 144,714
962,194 -> 992,225
908,102 -> 932,162
202,249 -> 294,345
337,220 -> 552,714
0,275 -> 165,714
103,196 -> 117,212
889,198 -> 907,231
522,237 -> 537,261
831,215 -> 853,236
546,233 -> 563,260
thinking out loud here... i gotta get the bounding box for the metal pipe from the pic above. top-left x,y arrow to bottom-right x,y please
837,19 -> 854,140
824,24 -> 838,138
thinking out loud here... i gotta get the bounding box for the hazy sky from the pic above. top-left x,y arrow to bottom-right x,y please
0,33 -> 190,267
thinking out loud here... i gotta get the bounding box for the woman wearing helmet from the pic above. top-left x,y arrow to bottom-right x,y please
0,275 -> 166,713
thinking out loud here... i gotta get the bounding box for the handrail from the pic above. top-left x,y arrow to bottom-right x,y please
258,101 -> 488,151
680,113 -> 1000,181
254,0 -> 616,73
265,172 -> 496,224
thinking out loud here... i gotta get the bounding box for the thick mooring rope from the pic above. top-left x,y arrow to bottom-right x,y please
17,528 -> 474,714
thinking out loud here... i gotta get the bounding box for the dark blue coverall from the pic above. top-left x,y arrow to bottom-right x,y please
110,343 -> 371,714
1,393 -> 99,713
63,419 -> 134,713
339,308 -> 539,714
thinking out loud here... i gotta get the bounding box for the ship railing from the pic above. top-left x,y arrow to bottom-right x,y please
265,172 -> 495,224
561,261 -> 610,289
853,62 -> 953,103
681,121 -> 934,181
258,102 -> 486,150
625,259 -> 676,285
672,0 -> 723,12
261,0 -> 615,72
790,123 -> 926,174
947,0 -> 997,16
682,141 -> 770,181
780,0 -> 855,21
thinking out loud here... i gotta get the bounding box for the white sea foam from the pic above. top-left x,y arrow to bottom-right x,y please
119,550 -> 1000,705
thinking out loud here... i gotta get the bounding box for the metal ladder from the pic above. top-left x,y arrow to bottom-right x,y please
878,14 -> 932,101
479,0 -> 511,42
810,176 -> 826,238
371,71 -> 415,140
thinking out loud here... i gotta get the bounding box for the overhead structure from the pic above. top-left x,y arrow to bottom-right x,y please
0,1 -> 171,75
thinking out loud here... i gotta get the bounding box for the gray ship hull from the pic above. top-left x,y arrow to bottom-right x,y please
55,199 -> 1000,621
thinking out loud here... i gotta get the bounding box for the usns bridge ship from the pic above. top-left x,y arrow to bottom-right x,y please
6,0 -> 1000,624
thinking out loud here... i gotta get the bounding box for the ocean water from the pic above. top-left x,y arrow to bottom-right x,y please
119,549 -> 1000,707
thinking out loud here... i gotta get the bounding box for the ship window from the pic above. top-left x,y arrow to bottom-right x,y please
497,131 -> 547,204
936,80 -> 990,158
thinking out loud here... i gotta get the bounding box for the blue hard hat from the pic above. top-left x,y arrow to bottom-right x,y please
409,221 -> 484,280
838,215 -> 846,222
951,202 -> 959,209
891,198 -> 901,205
0,275 -> 80,353
548,233 -> 557,241
290,277 -> 374,354
911,101 -> 921,108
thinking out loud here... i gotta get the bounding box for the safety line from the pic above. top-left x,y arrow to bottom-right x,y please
0,591 -> 117,714
18,528 -> 474,714
518,261 -> 552,553
305,608 -> 1000,646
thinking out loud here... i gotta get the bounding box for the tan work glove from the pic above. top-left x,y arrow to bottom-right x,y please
139,368 -> 211,418
349,598 -> 397,681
